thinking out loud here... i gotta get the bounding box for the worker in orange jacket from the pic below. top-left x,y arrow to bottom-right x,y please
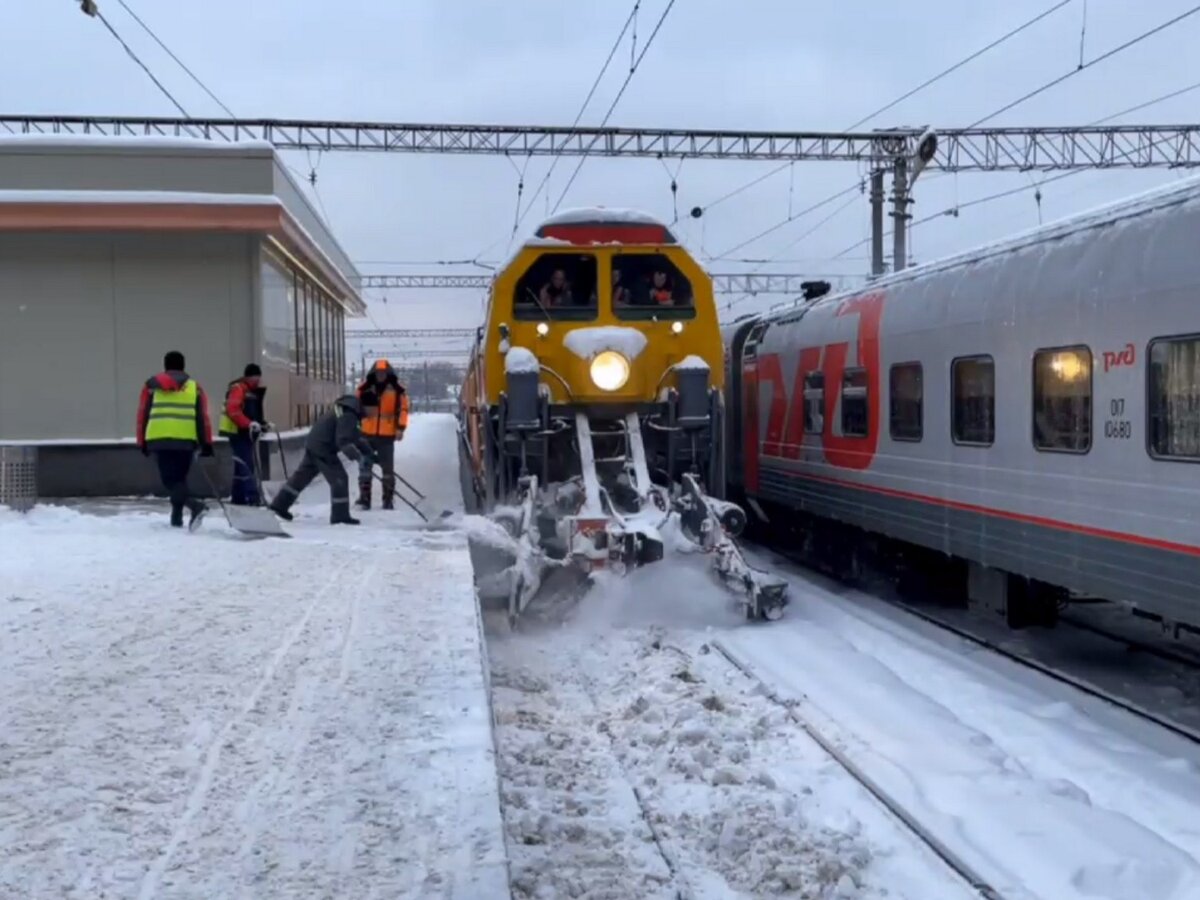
355,359 -> 409,510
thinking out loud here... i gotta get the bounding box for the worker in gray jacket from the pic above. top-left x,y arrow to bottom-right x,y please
269,395 -> 374,525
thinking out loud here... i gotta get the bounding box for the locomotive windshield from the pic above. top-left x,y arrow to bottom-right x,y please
611,253 -> 696,320
514,253 -> 598,321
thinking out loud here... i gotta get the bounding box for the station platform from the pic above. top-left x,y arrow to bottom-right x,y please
0,415 -> 511,899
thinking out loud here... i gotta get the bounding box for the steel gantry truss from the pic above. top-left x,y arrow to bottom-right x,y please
346,327 -> 474,339
357,273 -> 824,293
5,115 -> 1200,169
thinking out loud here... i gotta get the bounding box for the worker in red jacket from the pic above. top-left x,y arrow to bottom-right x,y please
218,364 -> 271,506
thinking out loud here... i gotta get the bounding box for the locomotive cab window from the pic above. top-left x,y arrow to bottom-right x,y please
514,254 -> 598,321
841,368 -> 869,438
952,355 -> 995,446
1149,335 -> 1200,460
611,253 -> 696,320
890,362 -> 923,441
1033,347 -> 1092,453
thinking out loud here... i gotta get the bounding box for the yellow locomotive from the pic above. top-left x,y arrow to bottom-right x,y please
458,208 -> 786,622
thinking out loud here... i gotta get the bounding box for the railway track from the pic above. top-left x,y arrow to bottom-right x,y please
709,640 -> 1007,900
755,543 -> 1200,748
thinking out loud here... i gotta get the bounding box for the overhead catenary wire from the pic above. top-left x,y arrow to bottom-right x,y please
693,0 -> 1077,219
511,1 -> 642,234
89,6 -> 190,117
1090,77 -> 1200,124
551,0 -> 678,212
968,3 -> 1200,127
113,0 -> 235,117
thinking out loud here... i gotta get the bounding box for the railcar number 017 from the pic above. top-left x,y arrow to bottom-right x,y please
1105,398 -> 1132,439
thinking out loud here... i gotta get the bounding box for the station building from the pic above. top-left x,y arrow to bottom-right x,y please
0,135 -> 364,496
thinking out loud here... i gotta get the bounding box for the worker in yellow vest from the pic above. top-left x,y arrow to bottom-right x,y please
136,350 -> 214,530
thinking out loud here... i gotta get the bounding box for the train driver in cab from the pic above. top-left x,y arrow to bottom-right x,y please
612,266 -> 632,306
650,269 -> 674,305
539,269 -> 573,307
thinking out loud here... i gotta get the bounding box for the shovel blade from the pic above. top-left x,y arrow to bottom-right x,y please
224,504 -> 291,538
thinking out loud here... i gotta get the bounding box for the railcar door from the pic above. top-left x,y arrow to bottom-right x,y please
740,320 -> 770,495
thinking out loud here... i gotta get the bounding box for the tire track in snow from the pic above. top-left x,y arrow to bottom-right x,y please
136,561 -> 353,900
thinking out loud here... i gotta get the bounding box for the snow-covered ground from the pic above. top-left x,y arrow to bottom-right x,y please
721,552 -> 1200,900
487,561 -> 979,900
0,414 -> 509,899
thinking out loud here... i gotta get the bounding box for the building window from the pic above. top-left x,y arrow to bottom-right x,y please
1033,347 -> 1092,453
1149,336 -> 1200,460
889,362 -> 923,441
611,253 -> 696,320
295,272 -> 307,375
261,249 -> 293,371
803,371 -> 824,434
953,355 -> 995,446
841,367 -> 868,437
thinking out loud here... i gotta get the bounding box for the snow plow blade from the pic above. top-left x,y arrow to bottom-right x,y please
222,503 -> 292,538
676,473 -> 789,621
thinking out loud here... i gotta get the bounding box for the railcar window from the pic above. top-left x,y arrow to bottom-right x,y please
612,253 -> 696,320
1149,336 -> 1200,460
803,371 -> 825,435
842,368 -> 869,438
952,356 -> 995,446
890,362 -> 923,441
514,254 -> 598,321
1033,347 -> 1092,453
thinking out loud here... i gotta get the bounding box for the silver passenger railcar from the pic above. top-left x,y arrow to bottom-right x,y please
724,178 -> 1200,629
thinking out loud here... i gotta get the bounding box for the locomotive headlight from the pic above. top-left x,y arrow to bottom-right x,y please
536,322 -> 550,338
671,321 -> 684,335
590,351 -> 630,391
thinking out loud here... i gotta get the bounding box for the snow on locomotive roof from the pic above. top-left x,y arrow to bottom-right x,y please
539,207 -> 664,227
761,171 -> 1200,322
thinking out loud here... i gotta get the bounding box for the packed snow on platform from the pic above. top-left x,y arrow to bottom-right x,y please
487,559 -> 976,900
0,414 -> 509,899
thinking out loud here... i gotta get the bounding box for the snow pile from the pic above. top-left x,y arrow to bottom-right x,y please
675,354 -> 711,372
588,630 -> 872,897
505,345 -> 540,374
487,607 -> 969,899
563,326 -> 649,361
0,134 -> 274,152
0,189 -> 281,207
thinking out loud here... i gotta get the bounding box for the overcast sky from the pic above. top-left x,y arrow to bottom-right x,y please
6,1 -> 1199,363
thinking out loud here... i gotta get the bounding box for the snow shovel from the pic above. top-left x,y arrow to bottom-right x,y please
201,456 -> 291,539
366,467 -> 455,523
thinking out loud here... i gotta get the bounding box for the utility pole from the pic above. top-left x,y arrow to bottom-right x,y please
869,170 -> 885,279
889,129 -> 938,275
892,157 -> 910,273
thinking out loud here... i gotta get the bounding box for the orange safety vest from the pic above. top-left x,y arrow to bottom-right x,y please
359,384 -> 409,437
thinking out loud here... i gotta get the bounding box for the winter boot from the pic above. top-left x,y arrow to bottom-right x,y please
187,499 -> 208,532
381,481 -> 395,511
169,502 -> 184,528
331,507 -> 361,526
268,498 -> 294,521
356,481 -> 372,510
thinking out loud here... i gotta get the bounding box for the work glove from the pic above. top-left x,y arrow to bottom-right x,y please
395,428 -> 405,442
200,445 -> 215,458
140,445 -> 149,457
249,422 -> 262,437
264,422 -> 276,433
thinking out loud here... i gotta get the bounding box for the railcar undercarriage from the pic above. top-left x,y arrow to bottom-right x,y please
460,385 -> 788,625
